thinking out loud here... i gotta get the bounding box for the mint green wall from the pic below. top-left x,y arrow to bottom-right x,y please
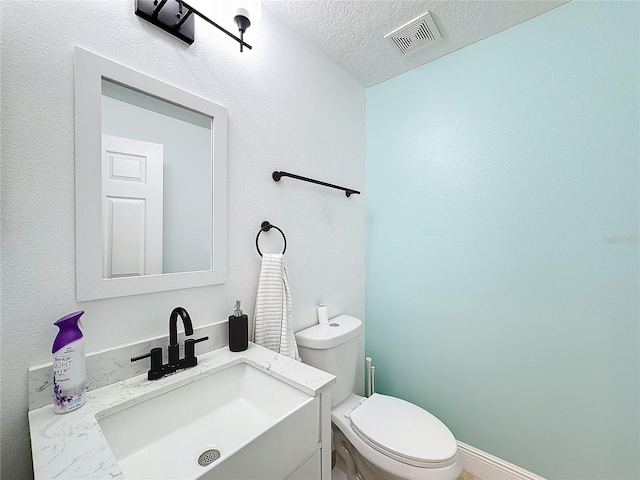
365,2 -> 639,479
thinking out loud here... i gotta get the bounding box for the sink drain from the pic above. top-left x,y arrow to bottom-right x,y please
198,448 -> 221,466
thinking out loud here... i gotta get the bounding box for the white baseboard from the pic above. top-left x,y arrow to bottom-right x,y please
457,442 -> 546,480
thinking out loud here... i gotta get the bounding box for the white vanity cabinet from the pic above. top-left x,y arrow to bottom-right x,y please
286,450 -> 322,480
204,396 -> 322,480
29,346 -> 335,480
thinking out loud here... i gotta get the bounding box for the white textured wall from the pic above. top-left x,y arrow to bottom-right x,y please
0,1 -> 365,478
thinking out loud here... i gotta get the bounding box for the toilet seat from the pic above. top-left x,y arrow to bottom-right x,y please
349,394 -> 458,468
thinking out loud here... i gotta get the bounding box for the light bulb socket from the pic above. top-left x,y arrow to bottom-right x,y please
234,14 -> 251,33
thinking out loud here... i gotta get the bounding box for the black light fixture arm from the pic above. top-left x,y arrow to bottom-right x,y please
181,1 -> 252,50
153,0 -> 169,17
175,6 -> 193,29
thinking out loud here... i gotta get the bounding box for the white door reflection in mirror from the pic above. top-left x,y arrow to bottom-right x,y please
101,79 -> 213,276
102,135 -> 163,278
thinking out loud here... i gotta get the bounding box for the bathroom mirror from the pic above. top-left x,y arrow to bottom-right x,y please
74,47 -> 227,301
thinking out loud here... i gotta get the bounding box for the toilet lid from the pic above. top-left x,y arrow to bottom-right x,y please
349,394 -> 458,468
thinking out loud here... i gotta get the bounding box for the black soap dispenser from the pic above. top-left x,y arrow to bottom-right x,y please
228,300 -> 248,352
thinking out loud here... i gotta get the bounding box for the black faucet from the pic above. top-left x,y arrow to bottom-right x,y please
131,307 -> 208,380
168,307 -> 193,367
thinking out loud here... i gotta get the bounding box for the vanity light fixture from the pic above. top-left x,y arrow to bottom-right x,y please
135,0 -> 261,52
224,0 -> 262,52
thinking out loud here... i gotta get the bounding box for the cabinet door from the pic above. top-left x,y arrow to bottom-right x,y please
286,449 -> 321,480
205,397 -> 319,479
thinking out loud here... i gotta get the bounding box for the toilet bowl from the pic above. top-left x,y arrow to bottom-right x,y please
295,315 -> 462,480
332,392 -> 462,480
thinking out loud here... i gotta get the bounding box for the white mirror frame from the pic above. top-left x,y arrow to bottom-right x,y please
74,47 -> 227,301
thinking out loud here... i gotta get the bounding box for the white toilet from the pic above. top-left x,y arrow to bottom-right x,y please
295,315 -> 463,480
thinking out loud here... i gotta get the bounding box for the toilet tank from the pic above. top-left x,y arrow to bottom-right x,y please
295,315 -> 362,407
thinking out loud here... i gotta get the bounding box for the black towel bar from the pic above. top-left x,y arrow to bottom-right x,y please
272,171 -> 360,197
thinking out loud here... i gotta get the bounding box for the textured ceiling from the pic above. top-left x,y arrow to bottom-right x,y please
263,0 -> 569,87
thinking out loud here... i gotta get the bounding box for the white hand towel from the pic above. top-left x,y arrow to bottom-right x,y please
253,253 -> 300,361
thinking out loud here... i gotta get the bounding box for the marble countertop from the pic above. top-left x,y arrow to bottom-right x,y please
28,343 -> 335,479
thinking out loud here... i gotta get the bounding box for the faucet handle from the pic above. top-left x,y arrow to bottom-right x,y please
183,336 -> 209,368
131,347 -> 164,381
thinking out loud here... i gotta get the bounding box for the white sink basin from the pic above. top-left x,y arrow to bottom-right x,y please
96,361 -> 314,480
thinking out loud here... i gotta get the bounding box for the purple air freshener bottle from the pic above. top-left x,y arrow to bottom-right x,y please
52,311 -> 86,414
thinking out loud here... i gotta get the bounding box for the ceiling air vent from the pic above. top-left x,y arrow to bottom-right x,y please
385,11 -> 442,55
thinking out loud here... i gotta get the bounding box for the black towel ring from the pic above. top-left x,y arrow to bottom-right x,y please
255,221 -> 287,257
